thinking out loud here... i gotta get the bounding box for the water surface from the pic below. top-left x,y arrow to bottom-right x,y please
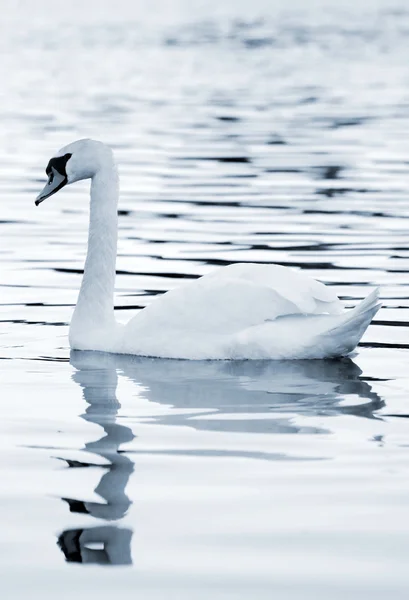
1,0 -> 409,598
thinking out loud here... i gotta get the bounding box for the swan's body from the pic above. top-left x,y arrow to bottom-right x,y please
35,139 -> 381,360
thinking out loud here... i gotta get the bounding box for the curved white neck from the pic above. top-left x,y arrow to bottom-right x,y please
70,165 -> 119,347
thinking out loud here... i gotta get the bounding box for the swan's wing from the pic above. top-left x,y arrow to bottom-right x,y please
204,263 -> 341,313
128,263 -> 343,335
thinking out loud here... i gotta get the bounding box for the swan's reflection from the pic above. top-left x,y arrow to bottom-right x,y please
71,351 -> 384,437
57,353 -> 134,565
58,351 -> 383,564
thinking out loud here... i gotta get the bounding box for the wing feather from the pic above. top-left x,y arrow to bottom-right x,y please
129,263 -> 343,335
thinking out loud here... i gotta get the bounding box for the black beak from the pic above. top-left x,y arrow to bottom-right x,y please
35,167 -> 67,205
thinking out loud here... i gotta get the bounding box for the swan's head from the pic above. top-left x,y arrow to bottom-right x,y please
35,139 -> 114,205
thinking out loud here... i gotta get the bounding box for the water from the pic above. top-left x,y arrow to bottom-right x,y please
1,0 -> 409,597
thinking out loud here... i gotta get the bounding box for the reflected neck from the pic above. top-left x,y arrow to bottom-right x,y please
70,165 -> 119,343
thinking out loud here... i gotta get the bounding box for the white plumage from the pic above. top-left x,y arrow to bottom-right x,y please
35,139 -> 381,360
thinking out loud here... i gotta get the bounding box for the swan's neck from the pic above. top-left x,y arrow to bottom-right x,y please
70,165 -> 119,347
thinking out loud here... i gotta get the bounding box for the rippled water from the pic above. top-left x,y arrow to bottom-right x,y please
2,0 -> 409,597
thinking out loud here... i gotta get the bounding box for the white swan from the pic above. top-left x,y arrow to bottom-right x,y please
35,139 -> 381,360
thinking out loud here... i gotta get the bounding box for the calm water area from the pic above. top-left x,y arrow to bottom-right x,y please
1,0 -> 409,597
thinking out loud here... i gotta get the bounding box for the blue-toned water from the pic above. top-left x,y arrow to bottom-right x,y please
1,0 -> 409,597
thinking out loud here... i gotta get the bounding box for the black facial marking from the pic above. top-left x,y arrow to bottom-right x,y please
36,152 -> 72,205
45,153 -> 72,177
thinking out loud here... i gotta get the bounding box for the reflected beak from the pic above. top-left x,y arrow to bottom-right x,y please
35,167 -> 67,206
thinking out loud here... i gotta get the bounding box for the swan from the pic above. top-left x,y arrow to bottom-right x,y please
35,139 -> 381,360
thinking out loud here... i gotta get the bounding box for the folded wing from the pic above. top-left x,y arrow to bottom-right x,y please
129,263 -> 343,335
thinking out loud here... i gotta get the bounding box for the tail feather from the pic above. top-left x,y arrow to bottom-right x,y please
315,288 -> 381,357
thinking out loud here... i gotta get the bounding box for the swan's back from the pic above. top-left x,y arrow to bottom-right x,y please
109,263 -> 379,360
128,263 -> 343,336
